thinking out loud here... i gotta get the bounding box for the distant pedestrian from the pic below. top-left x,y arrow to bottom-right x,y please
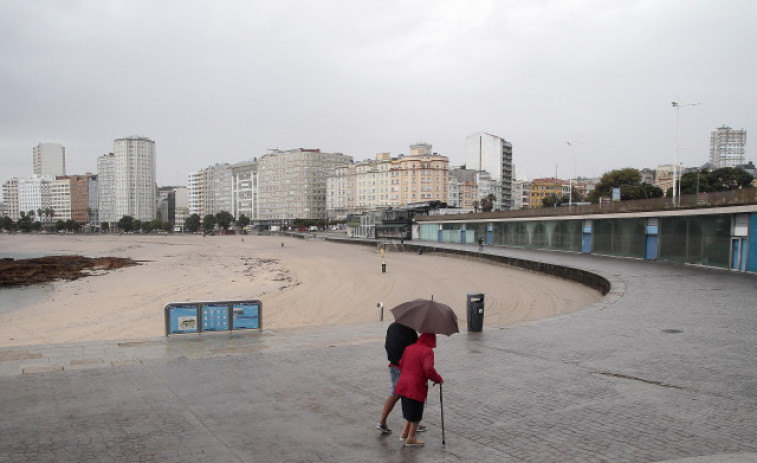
394,333 -> 443,447
477,236 -> 484,251
376,322 -> 426,435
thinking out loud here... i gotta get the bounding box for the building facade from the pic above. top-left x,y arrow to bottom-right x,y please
97,153 -> 117,226
33,143 -> 66,178
710,126 -> 747,168
188,163 -> 233,218
258,148 -> 353,222
2,178 -> 19,219
391,150 -> 449,207
529,178 -> 567,208
465,132 -> 513,208
231,160 -> 258,221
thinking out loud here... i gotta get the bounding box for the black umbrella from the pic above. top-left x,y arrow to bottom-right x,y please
390,298 -> 459,336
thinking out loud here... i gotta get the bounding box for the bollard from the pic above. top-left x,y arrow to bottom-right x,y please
382,263 -> 386,273
378,301 -> 384,321
281,242 -> 284,247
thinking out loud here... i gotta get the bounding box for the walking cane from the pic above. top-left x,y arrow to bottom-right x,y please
440,383 -> 446,445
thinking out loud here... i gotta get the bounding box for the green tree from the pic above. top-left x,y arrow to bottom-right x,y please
472,200 -> 480,213
588,168 -> 643,203
238,213 -> 250,228
162,221 -> 173,232
118,215 -> 135,232
215,211 -> 234,230
479,193 -> 497,212
0,216 -> 15,231
132,219 -> 142,232
101,222 -> 110,233
185,214 -> 201,233
202,214 -> 217,232
64,219 -> 79,232
709,167 -> 754,191
149,218 -> 163,232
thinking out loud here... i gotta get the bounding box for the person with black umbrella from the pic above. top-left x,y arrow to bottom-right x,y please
376,322 -> 426,435
393,332 -> 444,447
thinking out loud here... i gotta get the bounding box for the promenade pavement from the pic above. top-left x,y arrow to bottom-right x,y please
1,240 -> 756,462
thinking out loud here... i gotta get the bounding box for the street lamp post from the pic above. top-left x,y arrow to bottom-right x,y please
566,141 -> 583,206
672,101 -> 699,205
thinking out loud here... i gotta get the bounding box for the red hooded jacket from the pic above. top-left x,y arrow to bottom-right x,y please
394,333 -> 443,402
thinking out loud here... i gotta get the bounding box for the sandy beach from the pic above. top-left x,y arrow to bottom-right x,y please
0,234 -> 601,347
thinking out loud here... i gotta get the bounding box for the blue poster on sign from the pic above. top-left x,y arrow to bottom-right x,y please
201,303 -> 229,331
232,302 -> 259,329
168,305 -> 199,334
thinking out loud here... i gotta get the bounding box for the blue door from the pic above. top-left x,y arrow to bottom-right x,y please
731,238 -> 742,271
581,233 -> 592,254
461,229 -> 466,244
644,235 -> 659,260
487,228 -> 493,245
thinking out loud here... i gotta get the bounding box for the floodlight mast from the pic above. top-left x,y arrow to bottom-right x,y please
671,101 -> 700,205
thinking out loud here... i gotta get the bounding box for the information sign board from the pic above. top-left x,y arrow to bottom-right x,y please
232,302 -> 260,329
167,305 -> 199,334
201,303 -> 229,331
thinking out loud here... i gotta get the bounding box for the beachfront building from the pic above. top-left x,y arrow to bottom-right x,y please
465,132 -> 513,209
258,148 -> 353,223
18,176 -> 52,219
33,142 -> 66,178
448,167 -> 478,211
391,145 -> 449,207
231,160 -> 258,221
188,163 -> 232,218
2,178 -> 19,219
529,178 -> 568,208
326,163 -> 356,221
97,153 -> 117,226
97,137 -> 156,224
512,180 -> 531,210
710,126 -> 747,168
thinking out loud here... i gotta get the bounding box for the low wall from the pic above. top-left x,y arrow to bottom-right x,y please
324,237 -> 611,296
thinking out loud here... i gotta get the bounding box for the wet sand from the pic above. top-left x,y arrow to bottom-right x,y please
0,234 -> 601,347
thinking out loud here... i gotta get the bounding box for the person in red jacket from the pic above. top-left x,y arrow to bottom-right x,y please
394,332 -> 444,447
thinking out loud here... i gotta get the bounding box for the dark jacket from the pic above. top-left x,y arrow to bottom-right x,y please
394,333 -> 443,402
385,322 -> 418,367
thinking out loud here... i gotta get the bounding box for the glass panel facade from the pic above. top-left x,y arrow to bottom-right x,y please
660,214 -> 731,268
419,223 -> 437,241
593,218 -> 645,258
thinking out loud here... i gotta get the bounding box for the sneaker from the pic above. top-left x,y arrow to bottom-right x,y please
376,423 -> 392,434
416,425 -> 427,433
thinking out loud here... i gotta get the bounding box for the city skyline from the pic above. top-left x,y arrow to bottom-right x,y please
1,1 -> 755,186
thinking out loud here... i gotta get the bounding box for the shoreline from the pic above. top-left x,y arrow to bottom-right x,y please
0,234 -> 602,347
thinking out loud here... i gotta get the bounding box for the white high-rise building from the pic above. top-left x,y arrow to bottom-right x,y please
710,126 -> 747,168
465,132 -> 513,209
187,163 -> 232,218
258,148 -> 353,222
2,178 -> 20,219
97,153 -> 117,226
18,176 -> 52,219
231,160 -> 258,221
98,137 -> 156,225
33,143 -> 66,177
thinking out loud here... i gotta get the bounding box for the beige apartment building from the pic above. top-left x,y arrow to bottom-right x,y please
258,148 -> 353,223
391,150 -> 449,206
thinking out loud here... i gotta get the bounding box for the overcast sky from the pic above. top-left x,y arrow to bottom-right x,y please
1,0 -> 755,191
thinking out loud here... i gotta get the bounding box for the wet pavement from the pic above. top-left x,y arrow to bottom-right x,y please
1,241 -> 756,462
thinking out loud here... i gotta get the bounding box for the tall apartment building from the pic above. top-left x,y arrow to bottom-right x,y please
188,163 -> 232,218
258,148 -> 353,222
98,137 -> 156,224
33,143 -> 66,177
465,132 -> 513,208
49,178 -> 72,221
2,178 -> 19,219
710,126 -> 747,168
18,176 -> 51,218
231,160 -> 258,220
60,174 -> 96,224
391,149 -> 449,207
97,153 -> 117,226
327,164 -> 356,221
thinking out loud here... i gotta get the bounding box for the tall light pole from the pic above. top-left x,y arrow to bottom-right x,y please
566,140 -> 583,205
672,101 -> 699,205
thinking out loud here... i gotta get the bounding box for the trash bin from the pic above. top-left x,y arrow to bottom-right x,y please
466,293 -> 484,332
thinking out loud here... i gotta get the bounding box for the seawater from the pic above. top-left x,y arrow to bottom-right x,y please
0,285 -> 54,315
0,252 -> 66,314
